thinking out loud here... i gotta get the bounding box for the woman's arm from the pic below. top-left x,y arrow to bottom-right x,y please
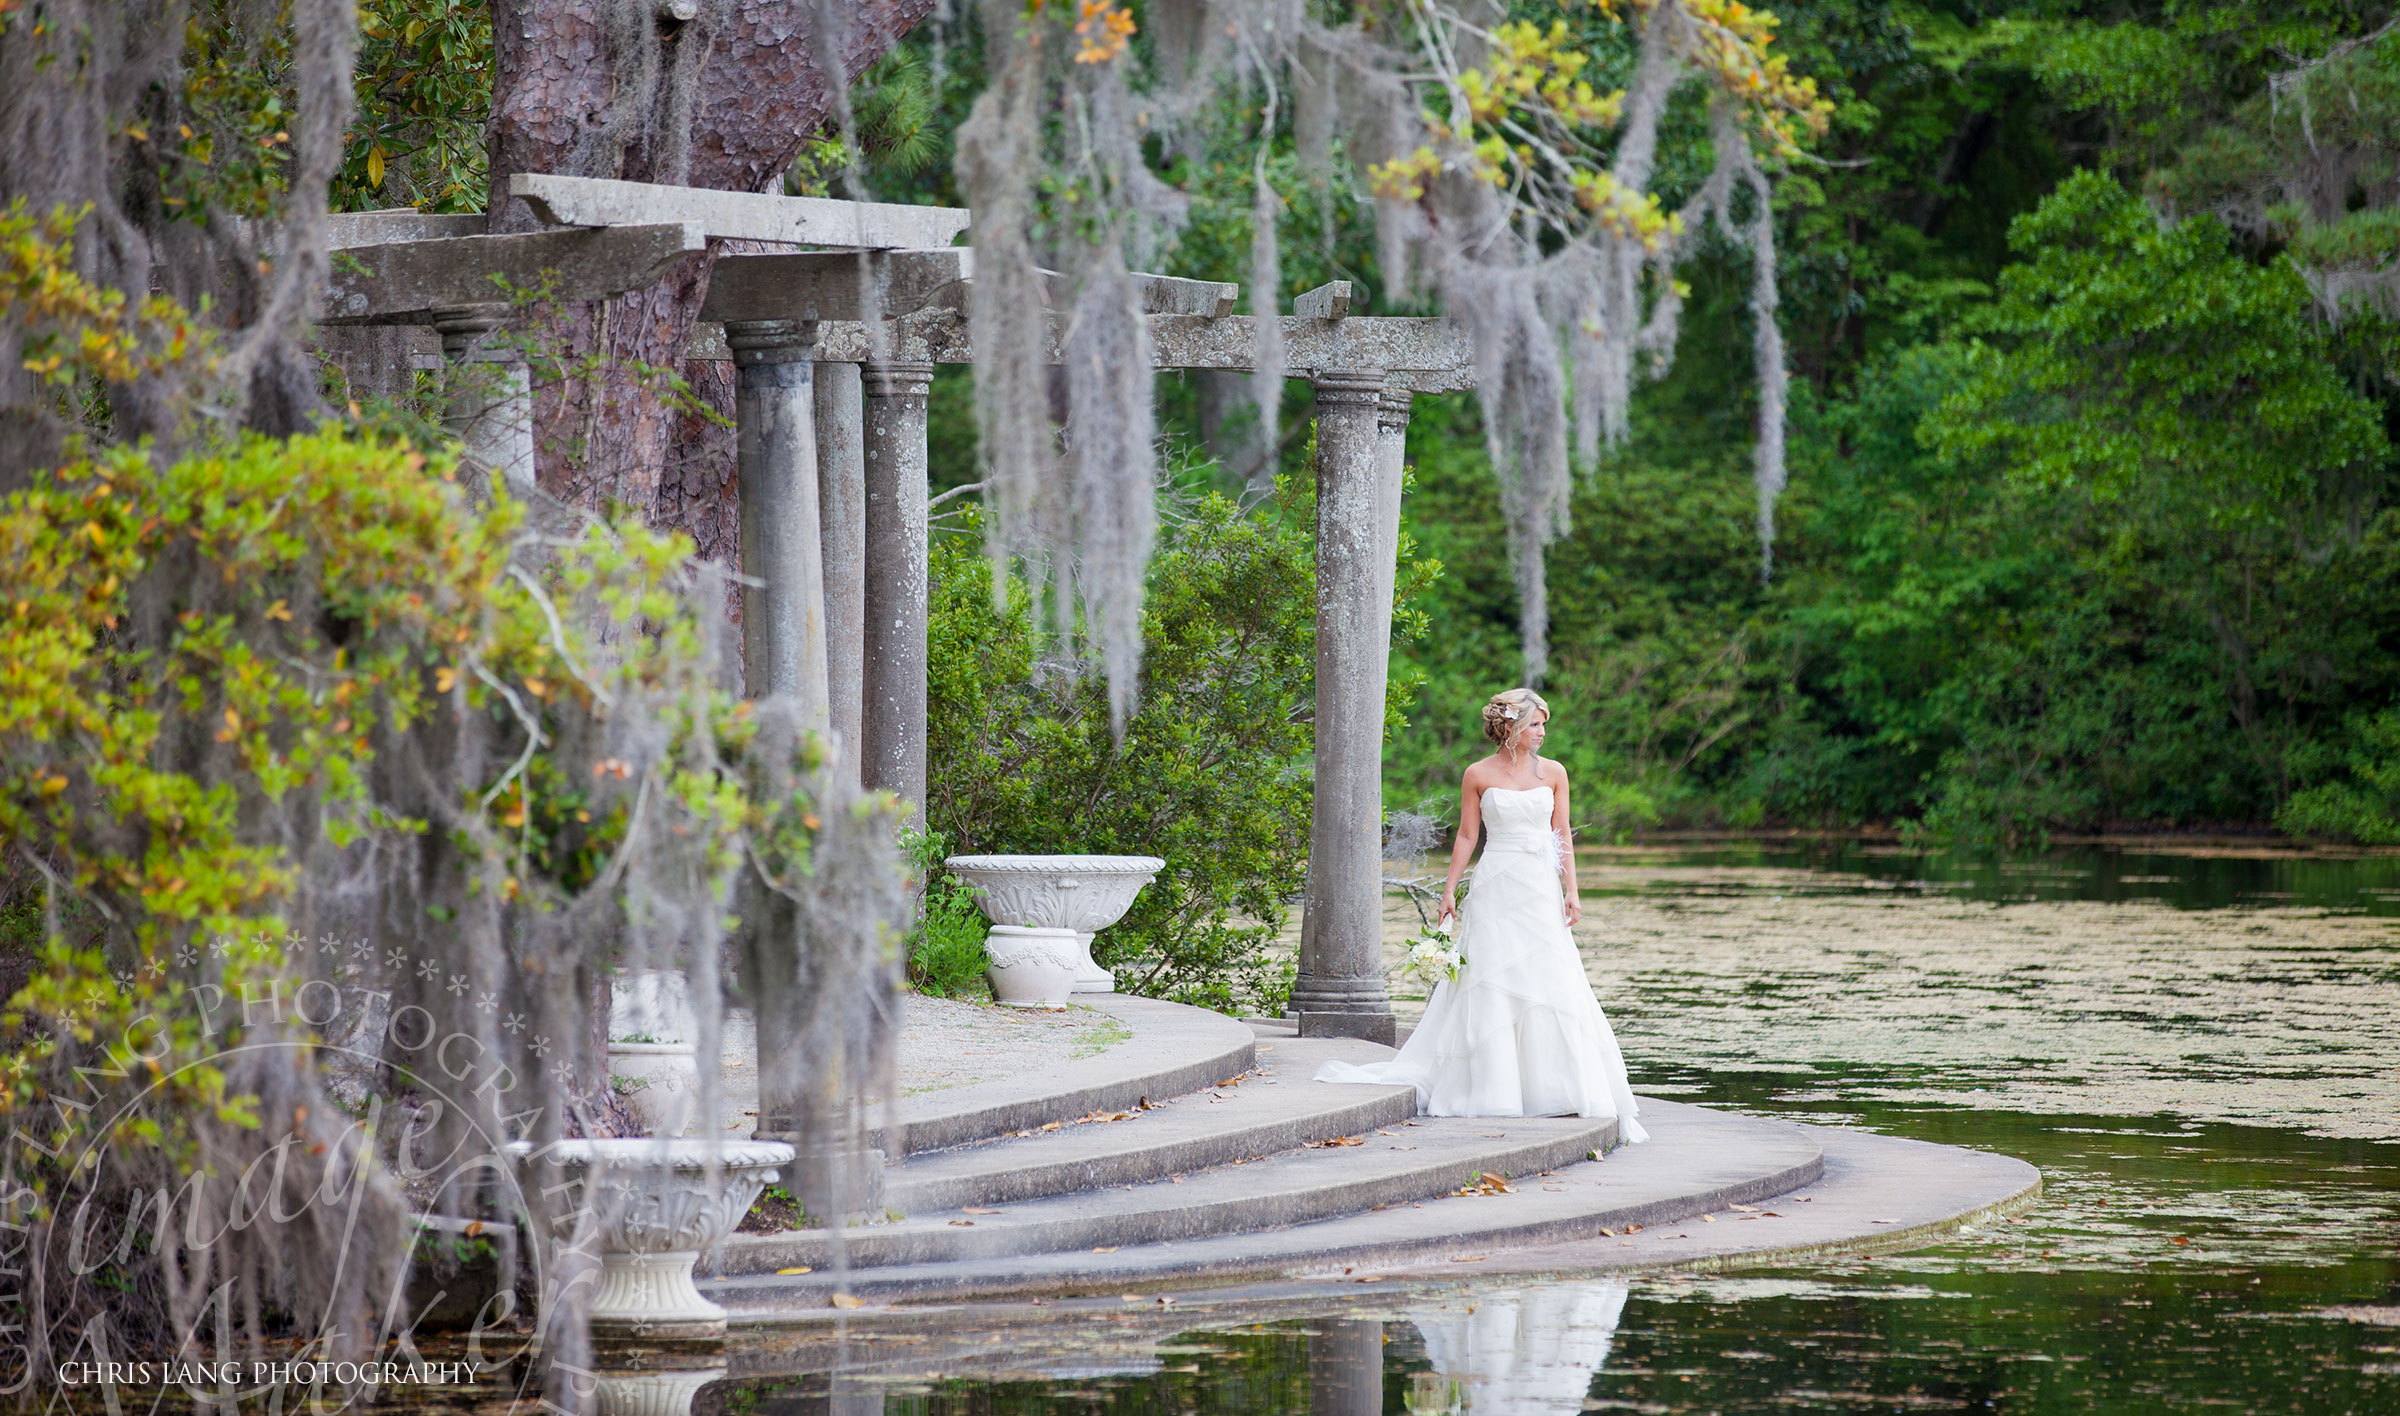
1440,768 -> 1482,924
1551,765 -> 1581,926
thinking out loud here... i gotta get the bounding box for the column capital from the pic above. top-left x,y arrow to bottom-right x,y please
1311,367 -> 1388,404
1376,387 -> 1413,432
724,318 -> 819,366
863,359 -> 936,399
431,303 -> 513,361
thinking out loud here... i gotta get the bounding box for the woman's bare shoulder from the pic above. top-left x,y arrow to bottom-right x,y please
1459,754 -> 1502,789
1541,758 -> 1571,790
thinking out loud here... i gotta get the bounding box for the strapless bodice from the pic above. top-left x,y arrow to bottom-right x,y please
1479,784 -> 1555,853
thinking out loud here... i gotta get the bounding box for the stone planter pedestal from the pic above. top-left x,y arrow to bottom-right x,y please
506,1138 -> 790,1341
944,854 -> 1165,993
982,925 -> 1082,1008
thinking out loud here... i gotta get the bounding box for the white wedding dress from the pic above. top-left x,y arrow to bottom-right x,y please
1315,785 -> 1649,1138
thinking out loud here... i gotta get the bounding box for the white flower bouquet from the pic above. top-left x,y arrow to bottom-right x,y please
1401,916 -> 1462,989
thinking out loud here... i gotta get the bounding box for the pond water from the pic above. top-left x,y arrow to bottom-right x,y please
708,845 -> 2400,1415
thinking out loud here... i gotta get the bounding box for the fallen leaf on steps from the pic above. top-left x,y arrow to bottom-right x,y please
1311,1135 -> 1364,1148
1702,1214 -> 1716,1223
964,1207 -> 1003,1214
1040,1122 -> 1062,1132
777,1266 -> 813,1275
1452,1255 -> 1487,1263
830,1294 -> 864,1309
1093,1246 -> 1119,1253
948,1220 -> 975,1227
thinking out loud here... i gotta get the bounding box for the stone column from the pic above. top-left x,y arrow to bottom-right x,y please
431,304 -> 534,492
1308,1319 -> 1386,1416
861,360 -> 934,815
1292,368 -> 1396,1044
726,319 -> 831,732
815,361 -> 868,781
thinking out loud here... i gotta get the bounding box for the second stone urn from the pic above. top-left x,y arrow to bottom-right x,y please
944,854 -> 1165,993
506,1137 -> 790,1340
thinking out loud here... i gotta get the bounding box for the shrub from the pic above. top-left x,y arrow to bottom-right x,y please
900,828 -> 995,1000
2277,709 -> 2400,845
926,493 -> 1324,1013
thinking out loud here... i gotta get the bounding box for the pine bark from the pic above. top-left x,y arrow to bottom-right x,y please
486,0 -> 940,549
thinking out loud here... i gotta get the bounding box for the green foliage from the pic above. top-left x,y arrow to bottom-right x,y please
926,496 -> 1322,1013
1929,171 -> 2387,520
2278,708 -> 2400,844
787,49 -> 948,198
339,0 -> 494,211
900,828 -> 995,1000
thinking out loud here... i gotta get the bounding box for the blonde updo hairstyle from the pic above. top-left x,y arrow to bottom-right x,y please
1481,688 -> 1551,750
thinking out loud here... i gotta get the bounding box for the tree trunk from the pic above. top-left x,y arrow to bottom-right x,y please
487,0 -> 940,551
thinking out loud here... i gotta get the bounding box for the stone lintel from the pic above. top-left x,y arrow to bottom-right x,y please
326,209 -> 487,247
322,223 -> 706,324
902,263 -> 1238,318
510,172 -> 971,250
692,312 -> 1473,391
1043,270 -> 1241,318
1292,280 -> 1353,320
702,249 -> 972,324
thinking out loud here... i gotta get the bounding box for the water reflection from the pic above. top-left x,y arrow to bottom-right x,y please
1404,1283 -> 1627,1415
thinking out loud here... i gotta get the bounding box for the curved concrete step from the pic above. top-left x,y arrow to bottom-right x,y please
886,1038 -> 1418,1213
883,995 -> 1258,1153
707,1099 -> 1819,1307
719,1110 -> 1616,1274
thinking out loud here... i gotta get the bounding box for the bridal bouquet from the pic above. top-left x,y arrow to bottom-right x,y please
1401,917 -> 1462,988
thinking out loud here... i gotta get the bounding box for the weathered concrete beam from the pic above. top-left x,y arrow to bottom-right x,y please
1292,280 -> 1353,320
692,311 -> 1475,391
1045,270 -> 1240,318
702,249 -> 973,324
899,263 -> 1239,318
510,172 -> 971,251
322,223 -> 706,324
326,210 -> 486,247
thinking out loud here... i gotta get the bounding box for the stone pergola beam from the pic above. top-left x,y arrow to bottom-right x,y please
325,210 -> 486,247
1034,270 -> 1240,317
701,249 -> 973,325
1292,280 -> 1354,320
510,172 -> 971,251
691,313 -> 1474,392
319,222 -> 706,491
321,222 -> 707,324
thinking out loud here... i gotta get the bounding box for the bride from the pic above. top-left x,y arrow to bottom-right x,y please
1315,689 -> 1648,1138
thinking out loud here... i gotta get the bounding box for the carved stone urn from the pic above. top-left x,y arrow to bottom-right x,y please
944,854 -> 1165,993
506,1138 -> 790,1340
